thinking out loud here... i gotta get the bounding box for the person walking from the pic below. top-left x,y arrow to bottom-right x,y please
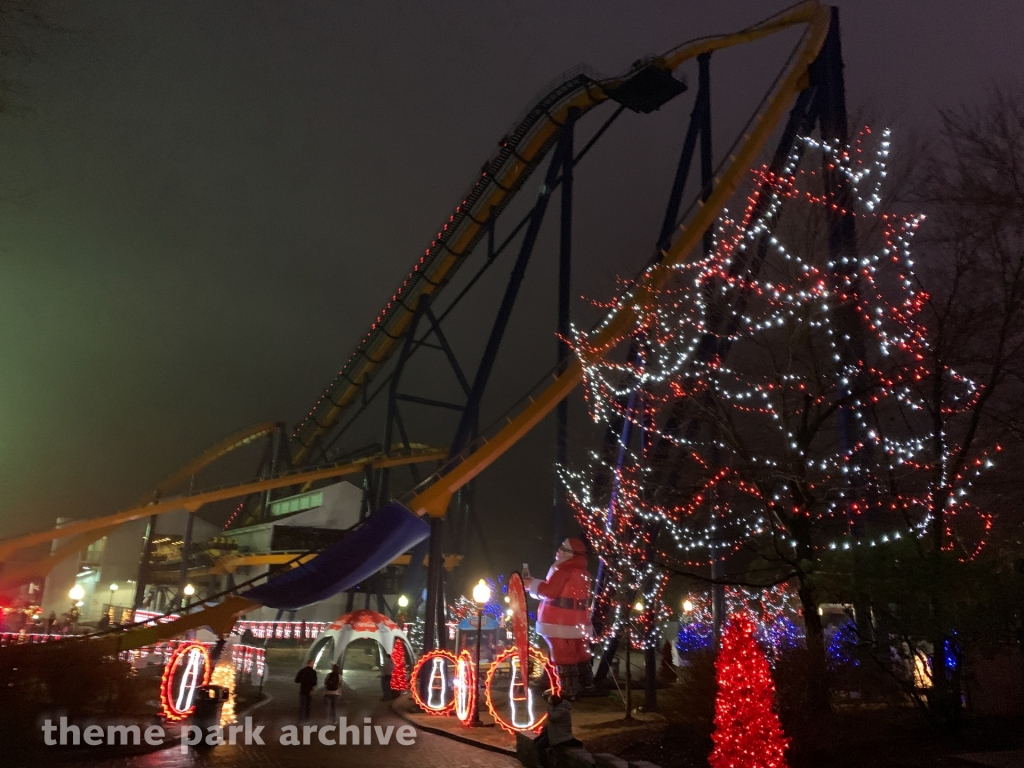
294,660 -> 317,723
324,663 -> 341,721
380,652 -> 395,700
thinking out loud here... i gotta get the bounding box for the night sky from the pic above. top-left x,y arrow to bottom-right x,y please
1,1 -> 1022,580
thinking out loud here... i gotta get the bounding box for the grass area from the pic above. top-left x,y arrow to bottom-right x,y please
579,652 -> 1024,768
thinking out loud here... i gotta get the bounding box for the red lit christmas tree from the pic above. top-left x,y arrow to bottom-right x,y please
709,615 -> 789,768
390,639 -> 409,692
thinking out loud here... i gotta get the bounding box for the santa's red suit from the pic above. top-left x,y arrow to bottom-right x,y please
526,538 -> 593,666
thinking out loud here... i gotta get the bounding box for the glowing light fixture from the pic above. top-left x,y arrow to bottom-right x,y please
472,580 -> 491,605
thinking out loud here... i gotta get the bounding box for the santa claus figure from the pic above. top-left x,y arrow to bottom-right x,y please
524,537 -> 594,698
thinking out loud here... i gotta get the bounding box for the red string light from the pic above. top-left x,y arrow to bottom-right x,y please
390,639 -> 409,692
709,615 -> 789,768
562,128 -> 995,644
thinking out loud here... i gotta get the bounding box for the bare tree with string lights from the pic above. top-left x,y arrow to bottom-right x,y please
561,128 -> 996,703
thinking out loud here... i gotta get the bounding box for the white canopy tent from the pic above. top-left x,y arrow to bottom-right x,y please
304,609 -> 412,671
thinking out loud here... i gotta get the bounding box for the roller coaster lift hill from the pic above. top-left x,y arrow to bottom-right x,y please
0,3 -> 855,663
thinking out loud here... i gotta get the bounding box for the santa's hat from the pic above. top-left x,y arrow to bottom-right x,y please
563,538 -> 587,556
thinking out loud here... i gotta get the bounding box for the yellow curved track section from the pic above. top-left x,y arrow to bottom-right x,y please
141,422 -> 281,504
406,2 -> 831,517
203,551 -> 461,575
0,446 -> 446,575
0,422 -> 279,590
289,2 -> 828,469
289,76 -> 611,465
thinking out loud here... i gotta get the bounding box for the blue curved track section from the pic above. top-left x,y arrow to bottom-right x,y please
244,501 -> 429,610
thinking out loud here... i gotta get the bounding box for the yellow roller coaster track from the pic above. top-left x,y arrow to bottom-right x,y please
405,1 -> 831,517
288,2 -> 829,470
0,445 -> 446,579
0,3 -> 830,653
141,421 -> 282,504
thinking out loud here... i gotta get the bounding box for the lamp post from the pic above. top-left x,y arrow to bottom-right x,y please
397,594 -> 409,628
182,583 -> 195,614
470,579 -> 491,727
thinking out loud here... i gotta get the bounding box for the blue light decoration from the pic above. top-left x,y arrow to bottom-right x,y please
942,633 -> 961,678
756,616 -> 803,662
827,621 -> 860,669
483,575 -> 509,621
676,621 -> 714,653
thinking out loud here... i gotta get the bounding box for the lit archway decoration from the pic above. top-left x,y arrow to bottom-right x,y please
409,649 -> 457,716
484,646 -> 560,734
160,642 -> 212,721
453,650 -> 476,725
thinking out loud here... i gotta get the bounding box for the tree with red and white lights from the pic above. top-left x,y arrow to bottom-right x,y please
562,129 -> 996,698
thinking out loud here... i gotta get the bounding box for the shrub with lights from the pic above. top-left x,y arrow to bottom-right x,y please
710,614 -> 789,768
390,638 -> 410,692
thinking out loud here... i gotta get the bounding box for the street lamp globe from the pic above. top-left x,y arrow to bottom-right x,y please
472,579 -> 491,605
68,584 -> 85,602
397,595 -> 409,609
183,584 -> 196,597
109,584 -> 118,592
682,599 -> 694,613
633,599 -> 645,613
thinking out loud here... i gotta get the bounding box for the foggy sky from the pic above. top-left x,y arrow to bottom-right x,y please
1,1 -> 1022,580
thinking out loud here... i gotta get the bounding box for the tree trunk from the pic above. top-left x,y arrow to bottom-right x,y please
644,645 -> 657,712
789,512 -> 831,712
795,573 -> 832,713
927,548 -> 960,726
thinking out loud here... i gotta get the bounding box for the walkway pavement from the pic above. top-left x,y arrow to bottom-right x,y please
52,669 -> 521,768
393,684 -> 666,755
